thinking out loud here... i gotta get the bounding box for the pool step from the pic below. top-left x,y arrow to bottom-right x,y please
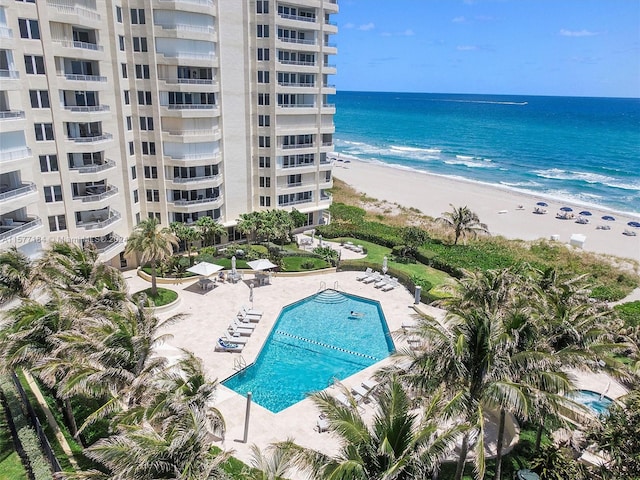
313,289 -> 348,304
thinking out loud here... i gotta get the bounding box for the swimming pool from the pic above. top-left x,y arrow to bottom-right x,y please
222,289 -> 395,413
572,390 -> 613,415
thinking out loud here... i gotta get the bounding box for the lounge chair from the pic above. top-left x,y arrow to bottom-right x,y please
356,267 -> 373,281
220,332 -> 249,344
215,338 -> 244,353
316,415 -> 329,433
228,323 -> 253,337
362,379 -> 379,393
381,283 -> 395,292
362,274 -> 379,284
623,229 -> 637,236
237,311 -> 261,323
334,392 -> 362,408
242,304 -> 263,317
231,319 -> 256,330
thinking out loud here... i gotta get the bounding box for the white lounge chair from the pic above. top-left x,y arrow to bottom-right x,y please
231,319 -> 256,330
356,267 -> 373,281
362,274 -> 379,284
215,338 -> 244,353
228,323 -> 253,337
220,332 -> 249,344
334,392 -> 362,408
316,415 -> 329,433
237,310 -> 261,323
242,304 -> 263,317
381,283 -> 395,292
362,379 -> 379,393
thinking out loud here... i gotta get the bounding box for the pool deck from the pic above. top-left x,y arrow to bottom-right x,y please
124,264 -> 419,468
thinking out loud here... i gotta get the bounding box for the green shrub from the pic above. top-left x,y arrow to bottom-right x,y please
329,203 -> 366,223
199,246 -> 217,256
615,301 -> 640,327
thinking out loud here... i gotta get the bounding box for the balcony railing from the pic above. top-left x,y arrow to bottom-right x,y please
68,133 -> 112,143
165,104 -> 216,110
164,129 -> 217,137
284,182 -> 303,188
166,152 -> 220,160
156,23 -> 215,34
0,111 -> 25,120
280,162 -> 315,169
277,37 -> 315,45
278,81 -> 315,87
78,211 -> 121,230
85,237 -> 122,254
279,198 -> 313,207
173,174 -> 220,183
63,105 -> 109,113
62,73 -> 107,82
0,26 -> 13,38
74,185 -> 118,202
55,40 -> 104,51
47,1 -> 101,21
279,13 -> 316,23
159,51 -> 215,60
0,217 -> 42,241
70,159 -> 115,173
0,182 -> 37,202
278,59 -> 316,67
172,195 -> 222,206
158,0 -> 213,5
159,77 -> 215,85
0,148 -> 32,162
282,143 -> 314,150
0,70 -> 19,79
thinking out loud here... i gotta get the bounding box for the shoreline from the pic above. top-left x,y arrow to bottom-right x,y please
332,157 -> 640,262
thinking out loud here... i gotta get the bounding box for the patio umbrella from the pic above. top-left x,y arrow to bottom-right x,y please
187,261 -> 224,277
560,206 -> 573,212
628,221 -> 640,228
247,259 -> 277,271
602,215 -> 616,221
382,256 -> 388,274
579,211 -> 592,216
249,283 -> 254,307
536,202 -> 548,207
231,255 -> 237,275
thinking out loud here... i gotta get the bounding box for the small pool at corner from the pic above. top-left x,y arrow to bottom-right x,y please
572,390 -> 613,415
222,289 -> 395,412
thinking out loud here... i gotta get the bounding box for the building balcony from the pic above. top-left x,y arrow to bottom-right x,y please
162,128 -> 219,139
170,195 -> 223,210
0,182 -> 37,204
164,152 -> 222,166
0,70 -> 19,80
155,23 -> 215,35
76,210 -> 121,231
278,12 -> 317,24
54,39 -> 104,52
158,76 -> 216,86
277,81 -> 315,88
277,37 -> 317,47
69,158 -> 115,174
278,197 -> 314,207
281,143 -> 315,151
60,73 -> 107,83
83,235 -> 124,257
158,51 -> 215,62
67,133 -> 112,144
0,217 -> 42,242
278,162 -> 316,171
278,59 -> 317,67
0,148 -> 32,164
73,184 -> 118,203
0,26 -> 13,38
0,110 -> 25,121
47,0 -> 102,23
171,173 -> 221,186
155,0 -> 213,6
62,104 -> 109,113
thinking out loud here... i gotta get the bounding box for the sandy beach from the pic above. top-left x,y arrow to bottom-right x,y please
333,158 -> 640,263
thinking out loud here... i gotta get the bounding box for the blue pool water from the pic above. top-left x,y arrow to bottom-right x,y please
222,290 -> 395,413
573,390 -> 613,415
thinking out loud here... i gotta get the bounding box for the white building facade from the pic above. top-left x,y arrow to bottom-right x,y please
0,0 -> 337,266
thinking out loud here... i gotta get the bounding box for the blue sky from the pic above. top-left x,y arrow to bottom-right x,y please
334,0 -> 640,97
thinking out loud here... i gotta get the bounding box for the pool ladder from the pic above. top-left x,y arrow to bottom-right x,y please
233,355 -> 246,371
318,281 -> 326,292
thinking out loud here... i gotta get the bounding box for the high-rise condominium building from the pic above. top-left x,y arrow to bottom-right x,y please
0,0 -> 337,267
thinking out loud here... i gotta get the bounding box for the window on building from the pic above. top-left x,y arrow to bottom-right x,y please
133,37 -> 148,52
126,116 -> 132,130
131,166 -> 137,179
148,212 -> 161,221
48,215 -> 67,232
256,1 -> 269,14
137,91 -> 152,105
116,6 -> 123,23
128,141 -> 134,155
18,19 -> 40,39
118,35 -> 125,51
121,63 -> 127,78
257,25 -> 269,37
258,93 -> 270,105
24,55 -> 45,74
260,196 -> 271,207
258,115 -> 270,127
257,71 -> 269,83
259,176 -> 271,188
146,189 -> 159,202
141,141 -> 156,155
130,8 -> 145,24
139,117 -> 154,130
257,48 -> 270,61
29,90 -> 50,108
133,189 -> 139,203
123,90 -> 130,104
44,185 -> 63,202
144,166 -> 158,178
258,136 -> 270,148
39,154 -> 59,172
135,64 -> 150,79
34,123 -> 54,141
259,156 -> 271,168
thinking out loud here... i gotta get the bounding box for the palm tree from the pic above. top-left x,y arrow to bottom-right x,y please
0,246 -> 37,304
125,218 -> 178,296
437,204 -> 489,245
196,216 -> 225,247
171,222 -> 202,265
244,443 -> 297,480
277,379 -> 463,480
237,212 -> 260,244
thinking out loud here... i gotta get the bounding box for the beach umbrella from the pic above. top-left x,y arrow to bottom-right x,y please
628,221 -> 640,228
247,259 -> 277,271
187,261 -> 224,277
382,256 -> 388,274
602,215 -> 616,221
536,202 -> 548,207
560,207 -> 573,212
231,255 -> 237,275
318,234 -> 323,246
579,211 -> 592,216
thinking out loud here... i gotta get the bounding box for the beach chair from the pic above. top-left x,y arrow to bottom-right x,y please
335,392 -> 362,408
237,310 -> 261,323
220,331 -> 249,345
316,415 -> 329,433
362,273 -> 379,284
241,304 -> 263,317
381,283 -> 395,292
362,379 -> 379,394
356,267 -> 373,281
215,338 -> 244,353
228,323 -> 253,337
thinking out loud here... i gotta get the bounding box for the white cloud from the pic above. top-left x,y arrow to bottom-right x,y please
358,22 -> 375,31
343,22 -> 355,29
560,29 -> 599,37
452,16 -> 466,23
457,45 -> 478,51
401,29 -> 415,36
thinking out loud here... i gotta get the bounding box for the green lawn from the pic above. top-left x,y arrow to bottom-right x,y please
0,401 -> 27,480
281,256 -> 330,271
132,287 -> 178,307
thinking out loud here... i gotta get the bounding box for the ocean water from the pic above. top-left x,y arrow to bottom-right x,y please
332,92 -> 640,215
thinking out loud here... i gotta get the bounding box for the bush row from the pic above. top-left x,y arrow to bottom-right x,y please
0,375 -> 53,480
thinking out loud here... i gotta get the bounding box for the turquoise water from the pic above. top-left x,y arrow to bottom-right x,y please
573,389 -> 613,415
222,290 -> 394,413
333,92 -> 640,215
